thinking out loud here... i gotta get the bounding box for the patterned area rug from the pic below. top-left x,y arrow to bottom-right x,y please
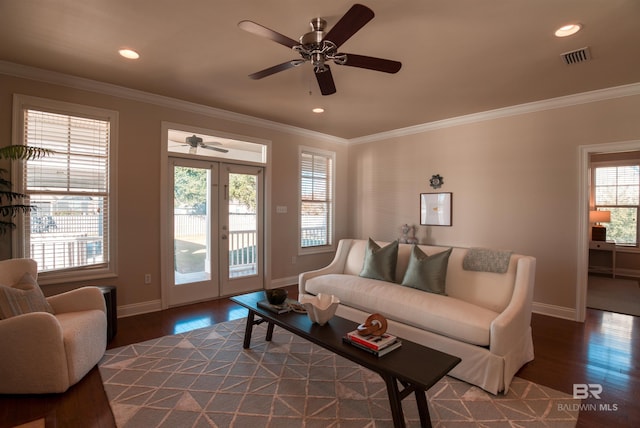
99,318 -> 580,427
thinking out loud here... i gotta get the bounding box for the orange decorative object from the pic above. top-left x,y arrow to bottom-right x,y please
356,313 -> 388,336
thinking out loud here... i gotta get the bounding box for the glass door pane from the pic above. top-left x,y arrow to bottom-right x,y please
169,160 -> 219,307
174,165 -> 211,284
228,172 -> 258,278
220,164 -> 263,296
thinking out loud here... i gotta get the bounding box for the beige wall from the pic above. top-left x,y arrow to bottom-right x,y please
0,74 -> 347,308
2,69 -> 639,317
347,94 -> 640,312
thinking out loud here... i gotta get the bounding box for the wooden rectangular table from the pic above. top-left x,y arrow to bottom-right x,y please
231,291 -> 461,428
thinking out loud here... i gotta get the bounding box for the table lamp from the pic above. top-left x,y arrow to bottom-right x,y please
589,210 -> 611,241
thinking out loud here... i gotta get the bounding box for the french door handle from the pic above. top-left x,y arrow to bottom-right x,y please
221,234 -> 228,240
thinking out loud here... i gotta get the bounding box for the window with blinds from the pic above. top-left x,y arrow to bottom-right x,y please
593,164 -> 640,245
300,148 -> 334,250
16,99 -> 114,276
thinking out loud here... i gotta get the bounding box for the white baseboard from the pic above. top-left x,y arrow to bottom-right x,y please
117,299 -> 162,318
116,277 -> 299,318
269,276 -> 298,288
120,286 -> 574,322
532,301 -> 577,321
614,268 -> 640,278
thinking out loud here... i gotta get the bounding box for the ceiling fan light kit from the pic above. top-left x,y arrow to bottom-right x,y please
239,3 -> 402,95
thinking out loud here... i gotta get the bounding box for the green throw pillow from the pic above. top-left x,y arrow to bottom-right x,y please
401,246 -> 452,295
359,238 -> 399,282
0,272 -> 54,320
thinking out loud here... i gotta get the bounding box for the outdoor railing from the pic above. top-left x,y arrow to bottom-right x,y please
30,236 -> 103,271
228,229 -> 257,276
301,226 -> 328,247
29,214 -> 325,274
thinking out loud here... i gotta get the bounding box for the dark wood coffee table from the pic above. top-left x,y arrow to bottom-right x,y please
230,291 -> 461,428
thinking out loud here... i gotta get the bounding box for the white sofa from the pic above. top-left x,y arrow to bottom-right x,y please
298,238 -> 536,394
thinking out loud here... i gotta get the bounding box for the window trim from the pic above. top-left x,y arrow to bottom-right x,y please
591,159 -> 640,247
12,94 -> 118,284
298,146 -> 335,255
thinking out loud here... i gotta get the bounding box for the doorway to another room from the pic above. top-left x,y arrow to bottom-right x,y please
580,143 -> 640,319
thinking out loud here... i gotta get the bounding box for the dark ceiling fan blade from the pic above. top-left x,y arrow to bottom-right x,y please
201,145 -> 229,153
340,53 -> 402,73
315,65 -> 337,95
249,60 -> 305,79
323,4 -> 374,49
238,20 -> 298,49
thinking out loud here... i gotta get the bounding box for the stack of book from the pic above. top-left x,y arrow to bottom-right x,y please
257,299 -> 294,314
343,329 -> 402,357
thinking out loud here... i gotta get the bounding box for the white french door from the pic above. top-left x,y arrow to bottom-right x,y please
168,159 -> 263,306
219,164 -> 264,296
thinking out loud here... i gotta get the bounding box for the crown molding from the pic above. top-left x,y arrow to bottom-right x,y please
0,61 -> 348,145
349,82 -> 640,145
2,61 -> 638,147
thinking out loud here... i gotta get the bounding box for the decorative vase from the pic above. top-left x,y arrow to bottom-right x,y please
265,288 -> 288,305
299,293 -> 340,326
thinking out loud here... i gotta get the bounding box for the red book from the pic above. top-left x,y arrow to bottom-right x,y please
343,336 -> 402,357
346,329 -> 397,351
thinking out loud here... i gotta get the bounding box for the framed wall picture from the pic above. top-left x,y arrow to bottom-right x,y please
420,192 -> 452,226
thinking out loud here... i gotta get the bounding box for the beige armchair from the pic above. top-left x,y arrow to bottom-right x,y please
0,258 -> 107,394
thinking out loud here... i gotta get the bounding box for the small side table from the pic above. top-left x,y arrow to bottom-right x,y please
98,286 -> 117,342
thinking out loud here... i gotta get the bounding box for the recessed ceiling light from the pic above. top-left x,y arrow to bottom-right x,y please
555,24 -> 582,37
118,49 -> 140,59
312,107 -> 325,114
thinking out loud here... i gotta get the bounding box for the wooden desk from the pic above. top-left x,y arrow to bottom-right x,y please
589,241 -> 616,278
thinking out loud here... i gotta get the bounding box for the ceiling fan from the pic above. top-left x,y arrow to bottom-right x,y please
171,135 -> 229,154
238,3 -> 401,95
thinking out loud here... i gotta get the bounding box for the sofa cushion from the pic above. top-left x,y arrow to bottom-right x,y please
306,273 -> 498,346
401,246 -> 452,294
359,238 -> 399,282
0,273 -> 54,319
462,248 -> 513,273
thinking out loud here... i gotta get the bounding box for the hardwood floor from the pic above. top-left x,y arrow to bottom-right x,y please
1,284 -> 638,427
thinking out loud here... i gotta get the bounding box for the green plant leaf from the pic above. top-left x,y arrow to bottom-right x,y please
0,145 -> 54,160
0,190 -> 28,202
0,145 -> 52,234
0,204 -> 32,217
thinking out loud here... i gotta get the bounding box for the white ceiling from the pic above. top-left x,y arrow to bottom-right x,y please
1,0 -> 639,139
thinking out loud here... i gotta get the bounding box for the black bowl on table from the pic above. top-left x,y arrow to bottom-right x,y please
265,288 -> 288,305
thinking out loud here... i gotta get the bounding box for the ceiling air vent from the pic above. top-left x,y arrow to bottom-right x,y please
561,47 -> 591,65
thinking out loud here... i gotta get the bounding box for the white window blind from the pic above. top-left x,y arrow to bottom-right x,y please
595,166 -> 639,206
594,164 -> 640,245
300,149 -> 334,249
22,109 -> 111,272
